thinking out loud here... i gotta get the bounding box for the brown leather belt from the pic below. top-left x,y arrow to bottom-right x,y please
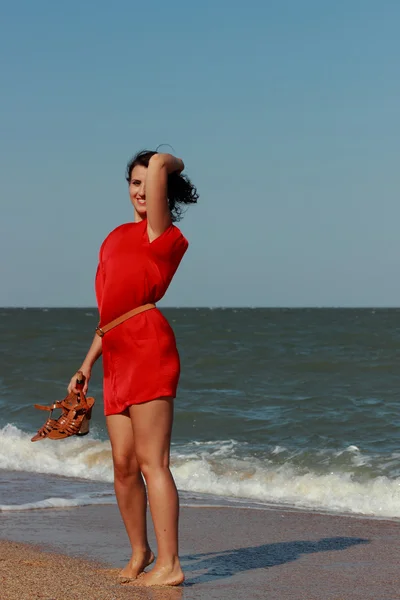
95,303 -> 156,337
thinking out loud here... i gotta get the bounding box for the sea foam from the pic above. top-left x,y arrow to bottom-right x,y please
1,425 -> 399,519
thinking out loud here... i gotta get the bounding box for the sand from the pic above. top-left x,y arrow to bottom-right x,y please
1,504 -> 399,599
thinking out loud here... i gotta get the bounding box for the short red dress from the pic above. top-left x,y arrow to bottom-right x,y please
95,219 -> 188,416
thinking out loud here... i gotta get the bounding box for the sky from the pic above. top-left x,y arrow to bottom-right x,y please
1,0 -> 400,307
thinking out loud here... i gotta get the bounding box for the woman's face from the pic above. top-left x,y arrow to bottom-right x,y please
129,165 -> 148,219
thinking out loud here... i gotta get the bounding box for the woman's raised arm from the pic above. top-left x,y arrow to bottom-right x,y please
145,153 -> 184,242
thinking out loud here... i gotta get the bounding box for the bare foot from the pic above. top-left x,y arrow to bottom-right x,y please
130,560 -> 184,587
119,550 -> 155,582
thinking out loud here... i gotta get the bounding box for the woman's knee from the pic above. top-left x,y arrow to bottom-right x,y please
138,459 -> 170,482
113,453 -> 141,482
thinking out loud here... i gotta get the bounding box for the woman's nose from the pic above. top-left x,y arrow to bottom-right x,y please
138,183 -> 146,197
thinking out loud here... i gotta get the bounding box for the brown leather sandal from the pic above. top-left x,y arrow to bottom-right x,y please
31,372 -> 95,442
47,394 -> 95,440
30,409 -> 61,442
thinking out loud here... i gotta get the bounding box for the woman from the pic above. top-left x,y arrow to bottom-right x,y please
68,150 -> 198,587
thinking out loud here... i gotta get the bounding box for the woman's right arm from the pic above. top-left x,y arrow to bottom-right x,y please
68,333 -> 102,394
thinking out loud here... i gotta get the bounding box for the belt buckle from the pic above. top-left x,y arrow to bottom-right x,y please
96,325 -> 105,337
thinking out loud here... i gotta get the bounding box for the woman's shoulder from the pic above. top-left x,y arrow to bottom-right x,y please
99,222 -> 140,258
102,221 -> 144,244
171,223 -> 189,249
147,223 -> 189,259
107,221 -> 138,238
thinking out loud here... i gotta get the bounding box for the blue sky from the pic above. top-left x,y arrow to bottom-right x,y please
1,0 -> 399,307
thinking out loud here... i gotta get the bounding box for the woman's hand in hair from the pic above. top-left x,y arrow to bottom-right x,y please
151,153 -> 184,175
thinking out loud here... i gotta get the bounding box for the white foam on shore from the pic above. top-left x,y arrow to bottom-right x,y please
0,495 -> 116,512
1,424 -> 400,519
172,458 -> 400,518
0,424 -> 114,482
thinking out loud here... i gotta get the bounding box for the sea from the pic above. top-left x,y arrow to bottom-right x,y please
0,308 -> 399,520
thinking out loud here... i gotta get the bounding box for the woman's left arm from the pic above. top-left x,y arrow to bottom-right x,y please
146,153 -> 184,242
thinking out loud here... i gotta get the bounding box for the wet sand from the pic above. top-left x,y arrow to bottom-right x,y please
1,504 -> 399,599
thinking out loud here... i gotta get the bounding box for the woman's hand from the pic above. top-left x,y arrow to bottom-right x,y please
68,366 -> 91,395
151,153 -> 184,174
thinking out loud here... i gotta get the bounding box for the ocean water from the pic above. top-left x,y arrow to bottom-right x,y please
0,308 -> 399,520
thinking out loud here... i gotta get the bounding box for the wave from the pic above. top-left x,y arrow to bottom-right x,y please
0,494 -> 116,512
1,425 -> 400,519
0,424 -> 114,482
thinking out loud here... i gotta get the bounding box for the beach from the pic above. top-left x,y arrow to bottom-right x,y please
1,504 -> 399,599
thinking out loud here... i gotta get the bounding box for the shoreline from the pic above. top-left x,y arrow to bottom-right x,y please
3,483 -> 400,524
2,504 -> 400,599
2,466 -> 399,523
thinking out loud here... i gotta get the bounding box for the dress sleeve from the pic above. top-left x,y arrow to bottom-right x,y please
148,225 -> 189,286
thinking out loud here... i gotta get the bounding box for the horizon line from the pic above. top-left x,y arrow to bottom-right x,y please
2,305 -> 400,310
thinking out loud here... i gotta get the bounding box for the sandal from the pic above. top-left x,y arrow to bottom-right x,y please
46,394 -> 95,440
31,372 -> 95,442
30,409 -> 60,442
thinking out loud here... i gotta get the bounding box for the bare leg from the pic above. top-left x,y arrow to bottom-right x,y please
106,412 -> 154,579
129,398 -> 184,587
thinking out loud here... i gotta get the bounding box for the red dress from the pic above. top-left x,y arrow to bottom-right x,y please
95,219 -> 188,416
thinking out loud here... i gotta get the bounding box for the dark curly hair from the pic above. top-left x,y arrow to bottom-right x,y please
126,150 -> 198,222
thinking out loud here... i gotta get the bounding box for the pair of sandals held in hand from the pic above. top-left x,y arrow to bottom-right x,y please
31,371 -> 95,442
